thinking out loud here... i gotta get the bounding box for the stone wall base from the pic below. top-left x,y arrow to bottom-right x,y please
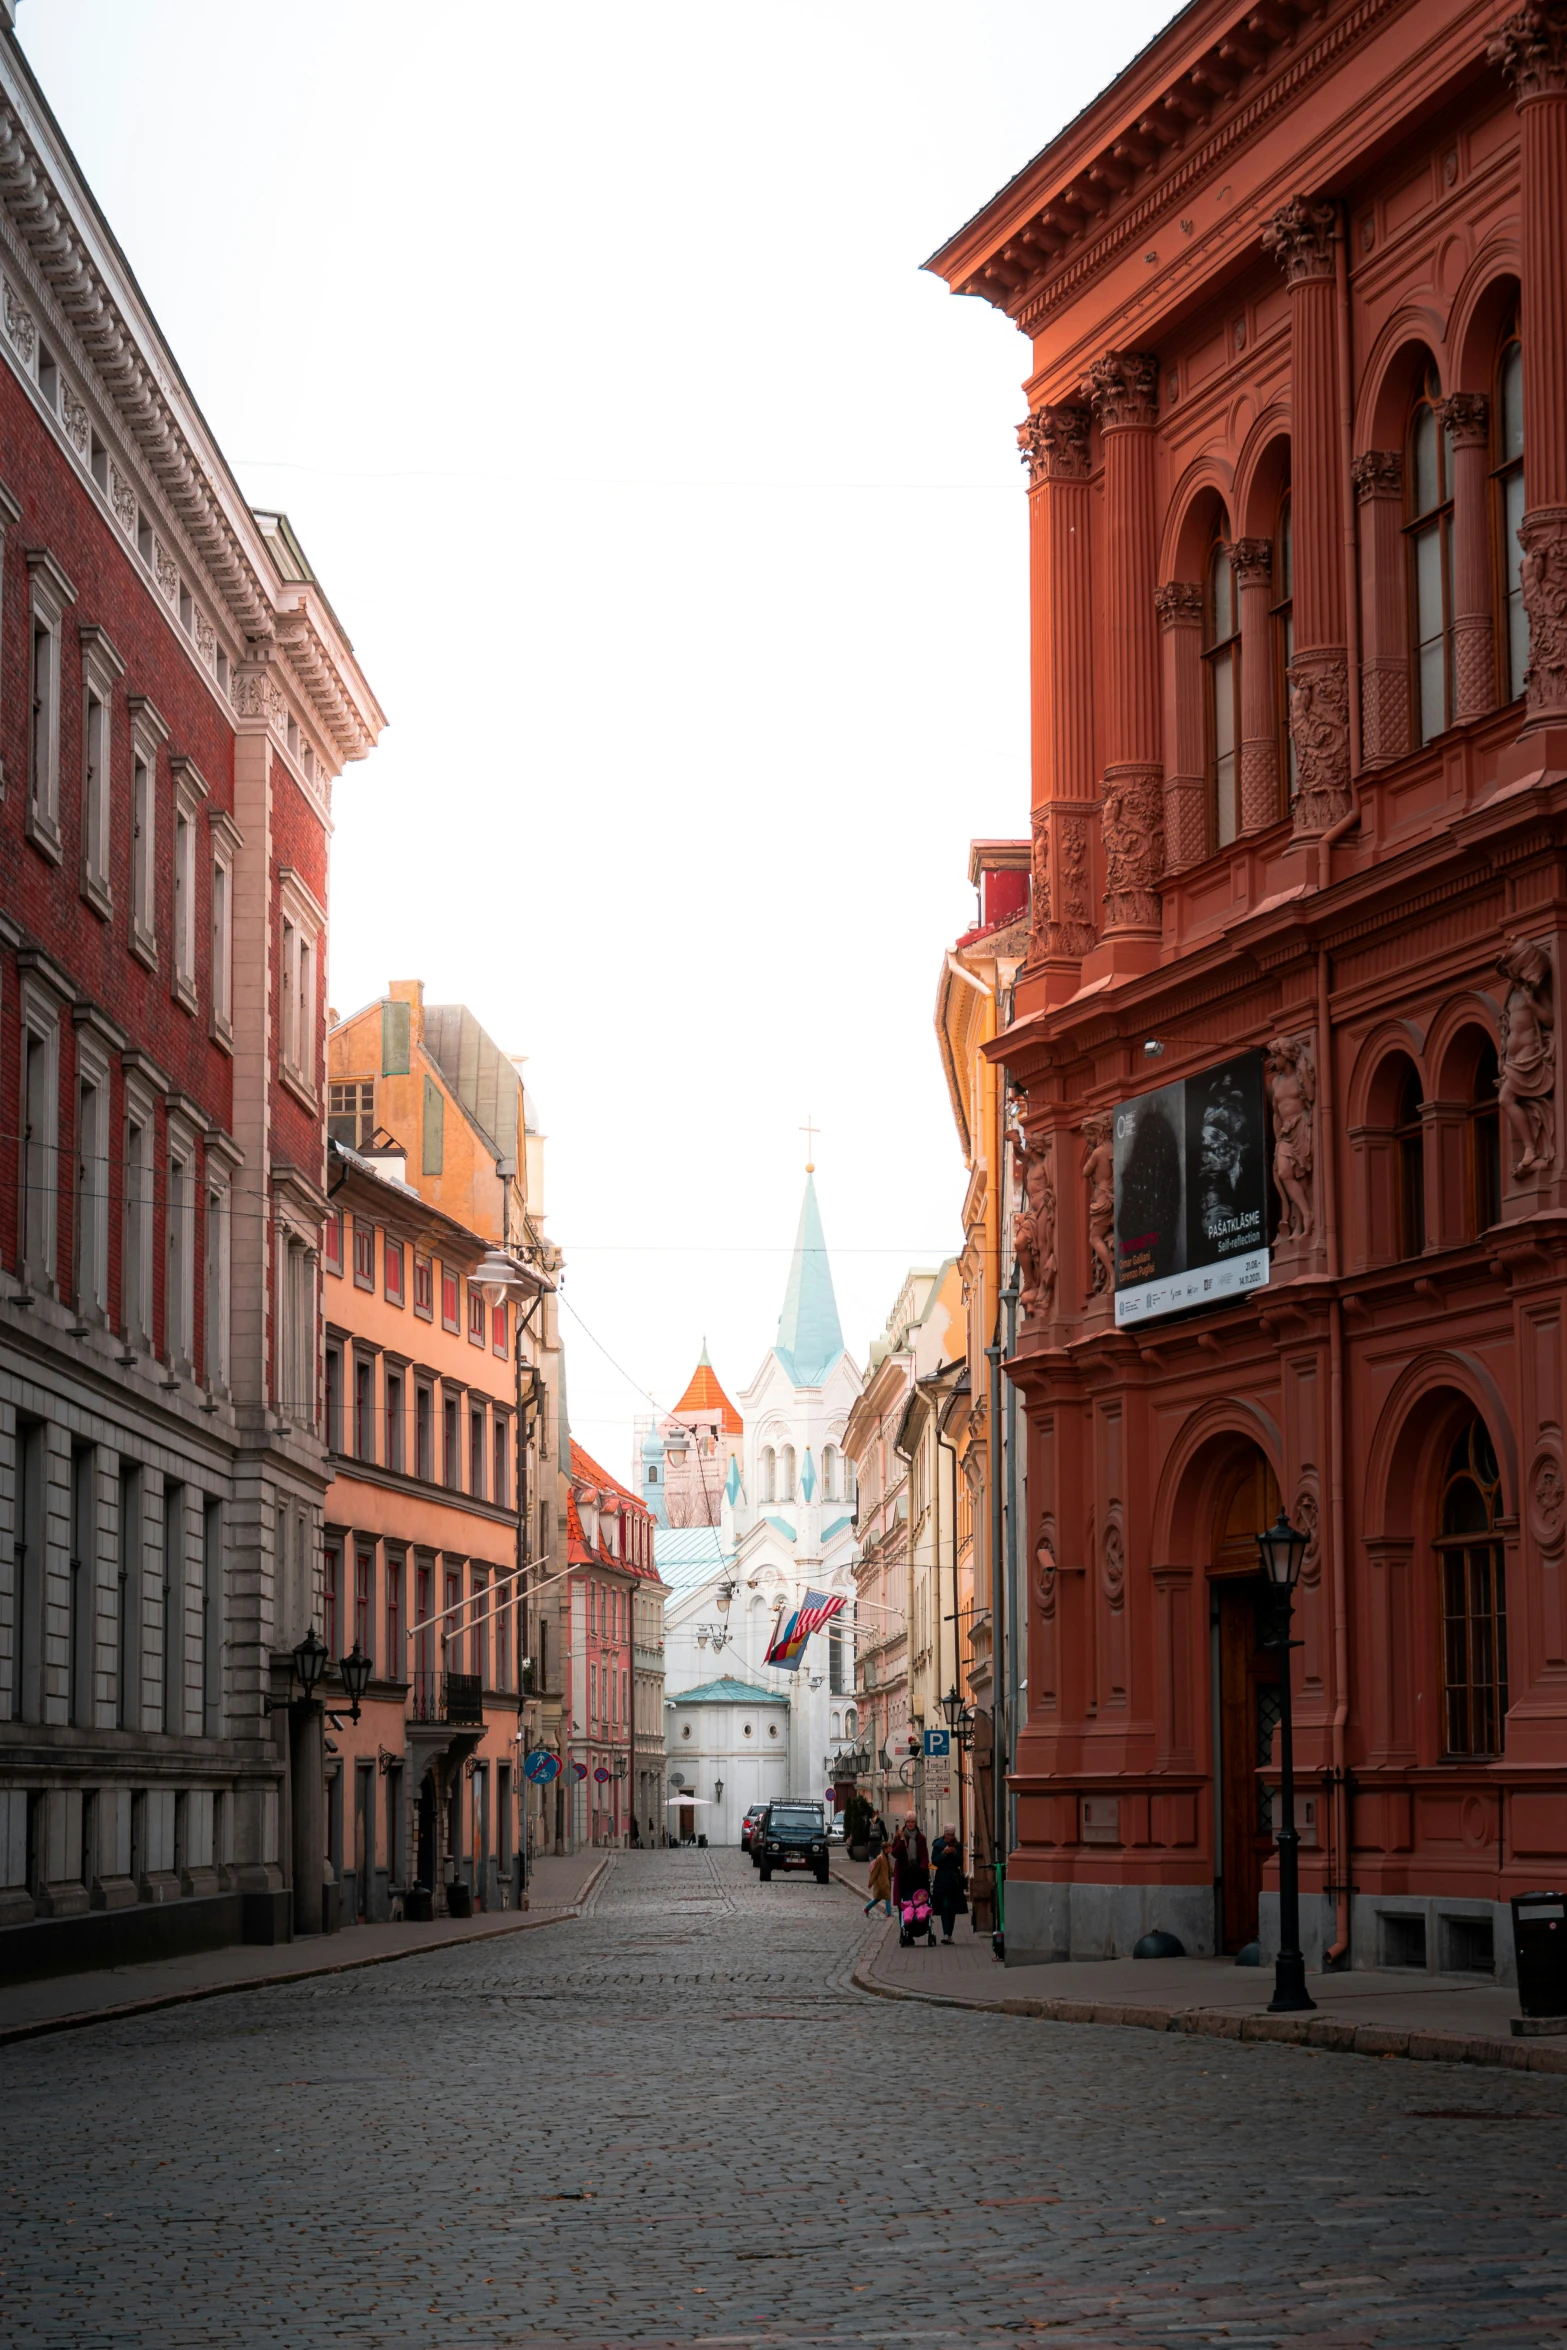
1004,1878 -> 1216,1964
1260,1887 -> 1519,1987
0,1889 -> 291,1986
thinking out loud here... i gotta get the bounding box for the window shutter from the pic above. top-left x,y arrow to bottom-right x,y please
422,1077 -> 444,1174
381,998 -> 411,1076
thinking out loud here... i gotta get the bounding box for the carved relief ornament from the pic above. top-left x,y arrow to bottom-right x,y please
1438,391 -> 1491,448
1054,811 -> 1096,957
1519,507 -> 1567,716
1262,195 -> 1337,284
1033,1522 -> 1058,1618
1018,402 -> 1091,486
1489,1 -> 1567,99
1101,763 -> 1165,928
1084,350 -> 1160,430
1029,804 -> 1050,944
1154,579 -> 1203,628
1013,1125 -> 1057,1328
1081,1111 -> 1115,1295
1286,647 -> 1351,832
1352,450 -> 1403,503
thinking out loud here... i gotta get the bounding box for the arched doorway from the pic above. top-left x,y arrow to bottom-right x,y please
1211,1448 -> 1282,1954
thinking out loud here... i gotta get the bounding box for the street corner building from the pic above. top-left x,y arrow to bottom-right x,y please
926,0 -> 1567,1981
0,17 -> 383,1975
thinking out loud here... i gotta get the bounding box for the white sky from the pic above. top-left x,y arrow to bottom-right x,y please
21,0 -> 1181,1477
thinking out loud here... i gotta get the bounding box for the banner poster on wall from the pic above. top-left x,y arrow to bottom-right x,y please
1113,1050 -> 1269,1327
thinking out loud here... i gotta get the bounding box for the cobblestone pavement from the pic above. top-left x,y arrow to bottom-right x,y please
6,1848 -> 1567,2350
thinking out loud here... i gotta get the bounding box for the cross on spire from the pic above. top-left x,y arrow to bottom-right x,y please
800,1114 -> 819,1174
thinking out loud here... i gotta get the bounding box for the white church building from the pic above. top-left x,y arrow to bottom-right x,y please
654,1176 -> 862,1845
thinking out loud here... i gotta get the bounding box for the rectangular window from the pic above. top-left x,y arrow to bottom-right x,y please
324,1543 -> 341,1659
27,609 -> 59,853
414,1558 -> 434,1682
328,1080 -> 375,1151
324,1210 -> 343,1276
381,997 -> 410,1076
131,751 -> 155,962
353,1220 -> 375,1289
1442,1540 -> 1508,1757
82,686 -> 109,907
444,1395 -> 461,1489
325,1343 -> 343,1455
161,1481 -> 185,1735
122,1105 -> 153,1346
470,1406 -> 485,1499
493,1417 -> 509,1511
75,1070 -> 108,1320
202,1496 -> 223,1737
468,1286 -> 486,1346
165,1141 -> 195,1370
386,1369 -> 405,1472
204,1175 -> 230,1393
354,1356 -> 374,1463
354,1547 -> 373,1665
441,1267 -> 459,1332
384,1239 -> 404,1305
277,1236 -> 317,1429
492,1303 -> 507,1357
69,1441 -> 94,1728
172,805 -> 196,1007
20,1014 -> 58,1290
385,1550 -> 404,1679
415,1384 -> 434,1481
413,1256 -> 433,1319
495,1573 -> 512,1692
279,904 -> 318,1094
210,853 -> 233,1039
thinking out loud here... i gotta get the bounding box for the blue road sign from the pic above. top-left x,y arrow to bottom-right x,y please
922,1727 -> 951,1758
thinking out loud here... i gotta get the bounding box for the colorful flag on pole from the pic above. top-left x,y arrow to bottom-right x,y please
765,1588 -> 846,1670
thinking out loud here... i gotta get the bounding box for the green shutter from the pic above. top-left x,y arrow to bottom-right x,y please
422,1077 -> 444,1175
381,998 -> 411,1076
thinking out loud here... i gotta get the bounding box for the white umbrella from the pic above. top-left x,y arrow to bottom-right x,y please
665,1793 -> 714,1806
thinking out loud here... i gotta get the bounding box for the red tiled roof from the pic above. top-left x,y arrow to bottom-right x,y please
670,1356 -> 743,1435
568,1440 -> 661,1580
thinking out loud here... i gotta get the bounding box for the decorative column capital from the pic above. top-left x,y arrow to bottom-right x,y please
1229,536 -> 1274,585
1490,1 -> 1567,99
1438,391 -> 1492,447
1084,350 -> 1160,430
1017,402 -> 1092,485
1154,579 -> 1203,629
1352,448 -> 1403,503
1262,194 -> 1338,284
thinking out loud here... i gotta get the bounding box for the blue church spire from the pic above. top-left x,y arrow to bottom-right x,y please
774,1173 -> 844,1388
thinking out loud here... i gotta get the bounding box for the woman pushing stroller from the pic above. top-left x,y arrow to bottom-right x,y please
891,1814 -> 934,1946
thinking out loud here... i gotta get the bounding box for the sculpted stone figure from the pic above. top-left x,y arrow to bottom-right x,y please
1265,1033 -> 1316,1240
1081,1112 -> 1115,1295
1013,1128 -> 1057,1326
1287,651 -> 1351,831
1497,933 -> 1557,1177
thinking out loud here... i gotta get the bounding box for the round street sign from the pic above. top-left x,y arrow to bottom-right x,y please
524,1749 -> 561,1785
571,1760 -> 589,1780
593,1765 -> 612,1784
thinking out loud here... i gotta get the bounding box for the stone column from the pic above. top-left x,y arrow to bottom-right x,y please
1263,198 -> 1351,833
1018,403 -> 1099,998
1155,581 -> 1204,872
1441,392 -> 1497,721
1086,351 -> 1163,939
1352,452 -> 1411,767
1231,537 -> 1281,832
1490,4 -> 1567,725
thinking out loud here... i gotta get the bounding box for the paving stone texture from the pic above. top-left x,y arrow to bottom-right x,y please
5,1848 -> 1567,2350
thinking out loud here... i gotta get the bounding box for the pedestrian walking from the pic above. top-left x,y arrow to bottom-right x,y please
890,1815 -> 930,1904
931,1823 -> 967,1943
868,1810 -> 888,1856
863,1846 -> 892,1917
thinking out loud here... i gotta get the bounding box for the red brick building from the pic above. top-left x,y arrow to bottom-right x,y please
0,21 -> 382,1970
929,0 -> 1567,1982
565,1444 -> 662,1847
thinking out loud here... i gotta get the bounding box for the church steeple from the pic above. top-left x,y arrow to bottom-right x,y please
774,1173 -> 844,1388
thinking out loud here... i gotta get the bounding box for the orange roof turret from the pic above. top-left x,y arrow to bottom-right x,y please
671,1340 -> 743,1435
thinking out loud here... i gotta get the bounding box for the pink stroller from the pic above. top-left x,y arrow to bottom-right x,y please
899,1888 -> 935,1948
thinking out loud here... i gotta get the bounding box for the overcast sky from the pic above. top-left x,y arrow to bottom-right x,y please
21,0 -> 1181,1477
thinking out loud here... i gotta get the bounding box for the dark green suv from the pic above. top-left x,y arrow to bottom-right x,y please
757,1802 -> 830,1884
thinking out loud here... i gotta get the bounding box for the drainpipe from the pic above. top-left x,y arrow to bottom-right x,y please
1003,1274 -> 1021,1867
985,1326 -> 1006,1957
1319,944 -> 1352,1968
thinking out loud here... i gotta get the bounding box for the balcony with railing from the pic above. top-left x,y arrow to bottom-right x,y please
410,1671 -> 484,1726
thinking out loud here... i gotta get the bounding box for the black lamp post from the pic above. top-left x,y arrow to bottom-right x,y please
338,1641 -> 372,1725
1255,1508 -> 1315,2014
292,1627 -> 328,1702
939,1684 -> 964,1734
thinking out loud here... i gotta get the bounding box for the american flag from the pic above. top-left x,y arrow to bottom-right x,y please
765,1588 -> 846,1670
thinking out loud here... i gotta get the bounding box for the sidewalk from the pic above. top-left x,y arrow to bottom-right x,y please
844,1886 -> 1567,2077
0,1849 -> 607,2049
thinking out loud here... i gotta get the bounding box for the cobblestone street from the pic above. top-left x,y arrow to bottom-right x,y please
5,1849 -> 1567,2349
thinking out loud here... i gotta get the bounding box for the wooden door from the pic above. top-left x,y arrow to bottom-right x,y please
1212,1452 -> 1281,1954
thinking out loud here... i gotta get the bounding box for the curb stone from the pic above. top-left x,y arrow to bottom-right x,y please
851,1959 -> 1567,2077
0,1860 -> 612,2051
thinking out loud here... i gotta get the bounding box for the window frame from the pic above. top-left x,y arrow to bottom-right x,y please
1271,492 -> 1297,807
72,1017 -> 111,1326
18,980 -> 61,1295
1394,1063 -> 1426,1260
468,1284 -> 486,1348
164,1109 -> 198,1376
126,695 -> 169,971
1406,367 -> 1456,747
1436,1419 -> 1508,1759
24,547 -> 75,863
413,1255 -> 434,1320
277,867 -> 325,1105
1203,527 -> 1241,853
203,1148 -> 234,1397
209,811 -> 240,1051
169,757 -> 208,1016
384,1236 -> 405,1306
121,1076 -> 156,1350
352,1218 -> 376,1292
440,1265 -> 460,1334
77,624 -> 124,918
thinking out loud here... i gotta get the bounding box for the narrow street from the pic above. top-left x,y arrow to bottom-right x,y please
4,1850 -> 1566,2350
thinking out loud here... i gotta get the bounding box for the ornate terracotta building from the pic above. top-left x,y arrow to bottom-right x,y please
928,0 -> 1567,1980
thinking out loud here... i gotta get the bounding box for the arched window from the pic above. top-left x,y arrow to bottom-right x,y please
845,1705 -> 857,1737
1395,1062 -> 1426,1258
1436,1417 -> 1507,1756
1495,325 -> 1526,701
1204,529 -> 1240,848
1272,492 -> 1296,803
822,1444 -> 839,1502
831,1711 -> 841,1739
1470,1037 -> 1501,1235
1407,365 -> 1454,744
646,1464 -> 658,1486
760,1445 -> 776,1504
779,1444 -> 796,1503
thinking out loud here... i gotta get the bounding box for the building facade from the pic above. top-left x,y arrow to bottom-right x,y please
633,1344 -> 743,1530
928,0 -> 1567,1980
564,1443 -> 660,1849
0,21 -> 382,1974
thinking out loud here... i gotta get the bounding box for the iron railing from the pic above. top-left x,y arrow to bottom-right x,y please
411,1670 -> 484,1726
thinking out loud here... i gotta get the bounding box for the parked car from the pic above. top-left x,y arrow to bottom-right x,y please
828,1815 -> 846,1843
740,1804 -> 768,1857
757,1802 -> 830,1885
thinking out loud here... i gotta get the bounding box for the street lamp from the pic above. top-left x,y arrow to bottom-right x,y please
939,1685 -> 965,1734
338,1641 -> 372,1725
1255,1508 -> 1315,2015
469,1247 -> 530,1309
292,1627 -> 328,1700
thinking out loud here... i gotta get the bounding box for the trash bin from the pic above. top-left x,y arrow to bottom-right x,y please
446,1881 -> 473,1919
1512,1891 -> 1567,2017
